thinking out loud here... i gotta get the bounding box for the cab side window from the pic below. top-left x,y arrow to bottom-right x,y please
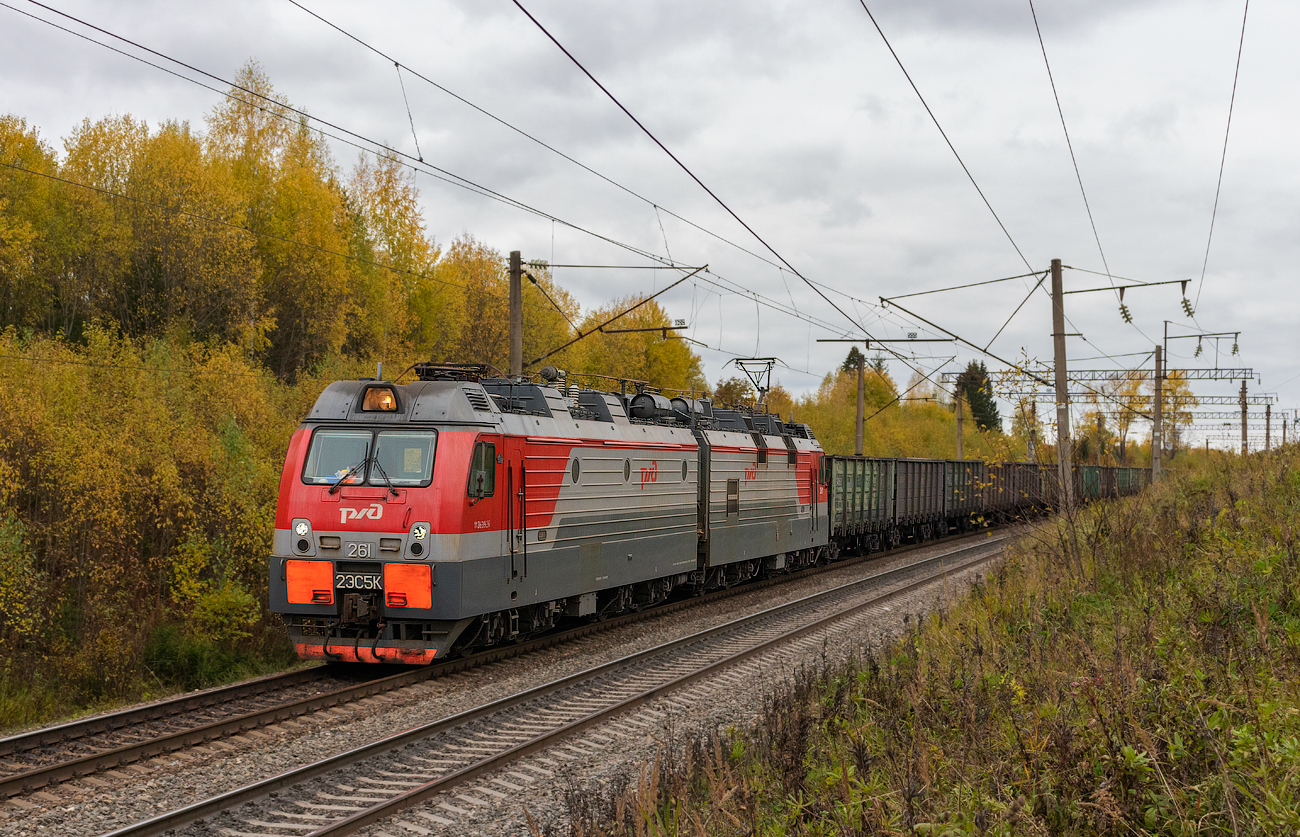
468,442 -> 496,498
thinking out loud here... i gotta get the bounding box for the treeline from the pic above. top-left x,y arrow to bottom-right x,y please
0,63 -> 706,389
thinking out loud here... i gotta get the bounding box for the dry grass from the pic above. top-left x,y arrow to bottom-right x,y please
572,449 -> 1300,835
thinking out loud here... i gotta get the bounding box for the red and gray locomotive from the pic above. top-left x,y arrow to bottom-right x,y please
270,364 -> 827,664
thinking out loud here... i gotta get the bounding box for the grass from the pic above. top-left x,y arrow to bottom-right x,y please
0,621 -> 300,734
572,448 -> 1300,835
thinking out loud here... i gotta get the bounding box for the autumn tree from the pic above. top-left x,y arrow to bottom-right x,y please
0,116 -> 59,331
575,295 -> 705,393
766,383 -> 795,422
1107,373 -> 1148,464
1009,397 -> 1043,461
347,150 -> 441,359
1160,370 -> 1198,458
712,376 -> 754,406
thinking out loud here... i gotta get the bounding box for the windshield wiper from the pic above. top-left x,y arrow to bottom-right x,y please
369,457 -> 400,497
328,457 -> 368,495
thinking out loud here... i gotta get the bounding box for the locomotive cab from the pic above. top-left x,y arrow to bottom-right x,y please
271,376 -> 498,664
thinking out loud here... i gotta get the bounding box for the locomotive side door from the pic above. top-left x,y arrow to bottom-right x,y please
809,458 -> 817,533
466,432 -> 505,553
503,436 -> 528,581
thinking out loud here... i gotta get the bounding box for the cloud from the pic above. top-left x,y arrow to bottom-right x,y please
0,0 -> 1293,435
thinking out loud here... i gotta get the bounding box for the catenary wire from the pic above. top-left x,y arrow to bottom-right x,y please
510,0 -> 958,398
1027,0 -> 1115,293
508,3 -> 868,335
286,0 -> 995,377
856,0 -> 1033,275
23,0 -> 1055,401
1194,0 -> 1250,309
283,0 -> 806,284
9,0 -> 937,375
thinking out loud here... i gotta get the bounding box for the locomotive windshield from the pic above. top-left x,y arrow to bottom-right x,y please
301,429 -> 437,486
372,431 -> 437,486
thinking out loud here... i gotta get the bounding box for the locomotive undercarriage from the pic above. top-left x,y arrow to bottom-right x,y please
451,546 -> 829,655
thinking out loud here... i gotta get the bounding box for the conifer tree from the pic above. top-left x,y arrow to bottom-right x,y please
955,360 -> 1001,432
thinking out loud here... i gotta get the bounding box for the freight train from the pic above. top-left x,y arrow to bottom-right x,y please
269,364 -> 1148,664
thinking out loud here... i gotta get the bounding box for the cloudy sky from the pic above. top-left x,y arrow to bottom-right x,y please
1,0 -> 1292,446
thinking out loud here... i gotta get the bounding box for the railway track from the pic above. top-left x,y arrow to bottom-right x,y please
0,527 -> 1008,802
105,534 -> 1007,837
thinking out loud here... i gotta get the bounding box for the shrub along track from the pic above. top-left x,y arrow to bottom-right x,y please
103,535 -> 1007,837
0,527 -> 1006,802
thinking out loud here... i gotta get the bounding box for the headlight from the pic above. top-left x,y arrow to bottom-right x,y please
292,519 -> 313,553
409,523 -> 429,558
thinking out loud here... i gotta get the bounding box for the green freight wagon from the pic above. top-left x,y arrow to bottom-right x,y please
828,456 -> 896,552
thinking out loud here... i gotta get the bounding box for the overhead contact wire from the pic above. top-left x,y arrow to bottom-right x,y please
284,0 -> 801,280
1027,0 -> 1115,293
856,0 -> 1033,274
1194,0 -> 1250,309
510,0 -> 962,400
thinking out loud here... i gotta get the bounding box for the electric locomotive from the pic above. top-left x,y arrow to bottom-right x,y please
269,363 -> 829,664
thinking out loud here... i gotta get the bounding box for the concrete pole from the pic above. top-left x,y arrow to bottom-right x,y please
1241,379 -> 1248,456
1152,346 -> 1163,482
956,390 -> 964,460
855,353 -> 865,456
509,250 -> 523,377
1096,412 -> 1103,466
1030,401 -> 1038,464
1266,404 -> 1271,450
1051,259 -> 1073,507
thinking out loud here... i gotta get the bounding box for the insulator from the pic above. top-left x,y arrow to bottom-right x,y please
1118,303 -> 1133,324
1194,343 -> 1202,358
1181,297 -> 1195,317
1231,342 -> 1239,355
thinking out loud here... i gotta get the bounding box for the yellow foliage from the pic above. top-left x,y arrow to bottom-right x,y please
572,296 -> 707,393
792,369 -> 1030,460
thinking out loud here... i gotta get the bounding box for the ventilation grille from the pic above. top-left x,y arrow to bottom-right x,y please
462,387 -> 493,412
